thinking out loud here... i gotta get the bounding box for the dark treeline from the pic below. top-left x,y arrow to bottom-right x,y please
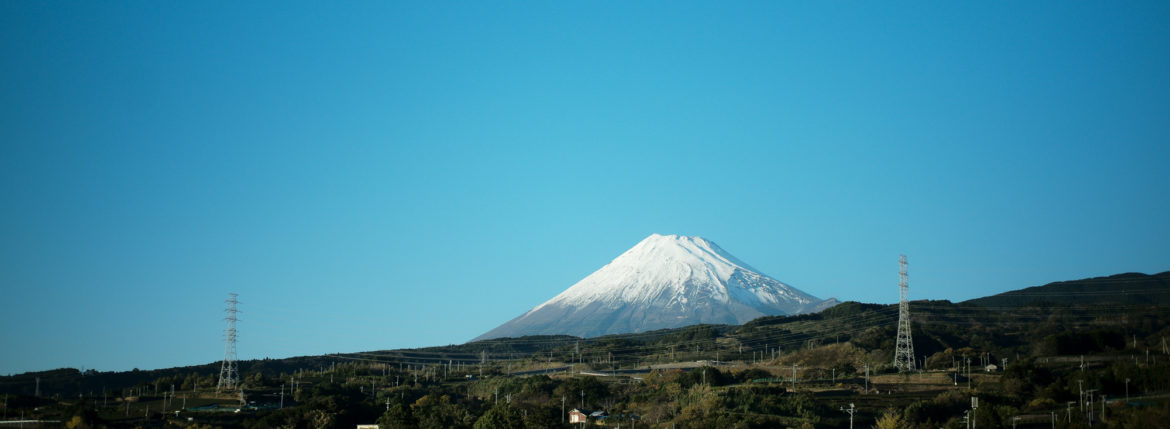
4,272 -> 1170,428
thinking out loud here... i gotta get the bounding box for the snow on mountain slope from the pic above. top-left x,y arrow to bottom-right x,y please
473,234 -> 836,341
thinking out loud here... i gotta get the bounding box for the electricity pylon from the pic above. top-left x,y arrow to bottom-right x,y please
217,293 -> 240,391
893,255 -> 916,371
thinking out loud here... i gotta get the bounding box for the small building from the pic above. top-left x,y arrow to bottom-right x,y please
984,364 -> 998,372
356,425 -> 379,429
569,409 -> 590,424
590,410 -> 608,424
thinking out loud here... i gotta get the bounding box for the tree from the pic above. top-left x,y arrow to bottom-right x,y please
473,404 -> 522,429
306,409 -> 336,429
874,407 -> 904,429
64,416 -> 90,429
553,376 -> 609,410
378,403 -> 418,429
412,393 -> 473,429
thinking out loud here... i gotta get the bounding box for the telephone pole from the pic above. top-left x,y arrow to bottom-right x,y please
840,403 -> 856,429
864,363 -> 870,393
893,255 -> 916,371
216,293 -> 240,392
1078,380 -> 1084,411
971,396 -> 978,429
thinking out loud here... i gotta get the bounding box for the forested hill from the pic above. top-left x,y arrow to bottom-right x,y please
963,270 -> 1170,308
6,270 -> 1168,398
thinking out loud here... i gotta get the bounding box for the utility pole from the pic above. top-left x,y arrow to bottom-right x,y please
839,403 -> 856,429
1126,378 -> 1130,402
1086,389 -> 1097,423
562,396 -> 566,423
791,364 -> 798,391
864,364 -> 870,393
971,396 -> 978,429
893,255 -> 916,371
1078,380 -> 1084,411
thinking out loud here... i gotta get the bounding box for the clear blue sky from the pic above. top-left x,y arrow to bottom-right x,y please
2,2 -> 1168,374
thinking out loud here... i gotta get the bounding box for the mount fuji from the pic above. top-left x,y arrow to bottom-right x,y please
473,234 -> 837,341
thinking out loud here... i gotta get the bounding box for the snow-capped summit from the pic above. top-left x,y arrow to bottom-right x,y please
473,234 -> 836,341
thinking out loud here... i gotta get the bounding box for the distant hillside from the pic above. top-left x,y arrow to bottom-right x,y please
10,270 -> 1168,398
0,355 -> 337,397
963,271 -> 1170,308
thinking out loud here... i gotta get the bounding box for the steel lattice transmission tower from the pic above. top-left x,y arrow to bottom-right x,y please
217,293 -> 240,392
893,255 -> 916,371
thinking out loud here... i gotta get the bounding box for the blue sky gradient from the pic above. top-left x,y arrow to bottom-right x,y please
2,2 -> 1169,374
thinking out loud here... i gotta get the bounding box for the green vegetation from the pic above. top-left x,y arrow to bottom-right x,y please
4,273 -> 1170,428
